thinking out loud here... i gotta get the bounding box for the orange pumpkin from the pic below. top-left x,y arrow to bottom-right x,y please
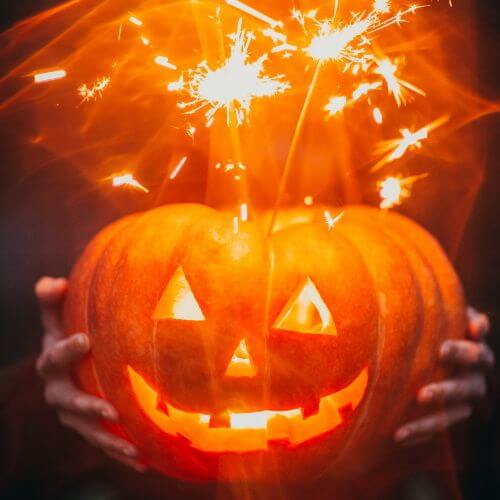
63,204 -> 466,482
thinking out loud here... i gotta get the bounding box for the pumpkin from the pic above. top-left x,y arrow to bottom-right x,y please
63,203 -> 466,482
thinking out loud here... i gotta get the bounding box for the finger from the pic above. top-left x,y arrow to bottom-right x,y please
398,435 -> 432,449
37,334 -> 89,378
58,411 -> 138,457
440,340 -> 494,369
105,450 -> 147,472
35,277 -> 68,339
44,379 -> 118,420
394,405 -> 472,442
466,307 -> 490,340
418,373 -> 487,405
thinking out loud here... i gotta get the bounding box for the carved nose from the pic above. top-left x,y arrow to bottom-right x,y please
224,339 -> 256,378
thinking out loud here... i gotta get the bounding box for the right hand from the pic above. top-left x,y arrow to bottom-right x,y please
35,276 -> 145,472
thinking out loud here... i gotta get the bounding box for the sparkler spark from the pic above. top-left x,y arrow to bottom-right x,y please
34,70 -> 67,83
378,173 -> 428,209
155,56 -> 177,70
171,20 -> 289,127
373,0 -> 391,14
372,107 -> 383,124
129,16 -> 143,27
324,95 -> 347,117
324,210 -> 344,230
306,15 -> 373,64
225,0 -> 282,28
374,57 -> 425,106
78,76 -> 111,102
169,156 -> 187,180
372,116 -> 449,171
110,173 -> 149,192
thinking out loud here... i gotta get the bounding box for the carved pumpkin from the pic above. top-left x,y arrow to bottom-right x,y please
63,204 -> 466,482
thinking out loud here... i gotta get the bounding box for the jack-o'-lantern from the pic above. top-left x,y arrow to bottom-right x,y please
63,203 -> 466,482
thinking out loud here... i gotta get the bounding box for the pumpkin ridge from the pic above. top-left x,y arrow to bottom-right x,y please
331,214 -> 421,472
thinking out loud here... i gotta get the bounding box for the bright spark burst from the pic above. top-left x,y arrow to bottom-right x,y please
372,116 -> 449,171
171,20 -> 289,127
34,70 -> 66,83
110,173 -> 149,192
378,173 -> 428,209
374,57 -> 425,107
324,210 -> 344,230
78,76 -> 111,102
306,15 -> 373,64
302,4 -> 425,66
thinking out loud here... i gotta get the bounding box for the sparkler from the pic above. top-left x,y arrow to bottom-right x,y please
372,116 -> 449,171
171,19 -> 289,127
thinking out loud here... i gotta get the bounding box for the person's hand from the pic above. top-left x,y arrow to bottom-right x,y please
35,276 -> 145,471
395,307 -> 494,447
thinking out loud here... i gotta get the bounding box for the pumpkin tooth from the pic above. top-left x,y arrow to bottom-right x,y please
156,397 -> 169,416
209,413 -> 230,428
301,400 -> 320,419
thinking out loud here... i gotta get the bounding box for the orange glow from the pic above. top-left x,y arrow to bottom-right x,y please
153,267 -> 205,321
224,339 -> 256,378
34,70 -> 66,83
128,365 -> 369,452
274,277 -> 337,336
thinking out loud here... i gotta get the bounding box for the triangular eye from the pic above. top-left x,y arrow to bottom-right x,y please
152,266 -> 205,321
273,277 -> 337,336
224,339 -> 256,378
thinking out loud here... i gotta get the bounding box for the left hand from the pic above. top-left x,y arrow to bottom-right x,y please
394,307 -> 494,447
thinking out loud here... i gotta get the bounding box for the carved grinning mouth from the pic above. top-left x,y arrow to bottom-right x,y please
128,366 -> 368,453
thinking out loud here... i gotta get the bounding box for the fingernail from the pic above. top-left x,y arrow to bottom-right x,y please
419,388 -> 433,403
440,342 -> 452,359
395,428 -> 409,442
75,334 -> 88,349
101,408 -> 116,420
123,446 -> 138,457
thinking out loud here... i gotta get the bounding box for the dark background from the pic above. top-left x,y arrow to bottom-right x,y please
0,0 -> 499,498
